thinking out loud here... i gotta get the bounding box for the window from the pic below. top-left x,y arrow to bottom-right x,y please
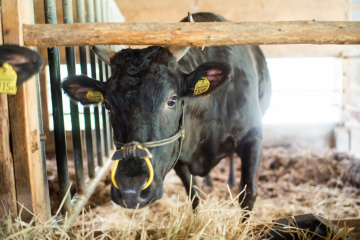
263,58 -> 342,124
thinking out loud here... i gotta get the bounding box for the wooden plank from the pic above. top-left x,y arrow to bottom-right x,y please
2,0 -> 47,222
0,0 -> 18,220
23,21 -> 360,47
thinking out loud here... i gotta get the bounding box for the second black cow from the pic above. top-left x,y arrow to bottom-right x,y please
62,12 -> 271,211
0,45 -> 43,94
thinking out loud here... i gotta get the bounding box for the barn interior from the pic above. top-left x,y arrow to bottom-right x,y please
1,0 -> 360,238
39,0 -> 360,154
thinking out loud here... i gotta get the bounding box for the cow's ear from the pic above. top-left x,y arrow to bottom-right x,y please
62,75 -> 106,105
183,61 -> 232,97
0,45 -> 43,86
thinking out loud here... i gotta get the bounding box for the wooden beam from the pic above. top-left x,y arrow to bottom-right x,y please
23,21 -> 360,47
2,0 -> 47,222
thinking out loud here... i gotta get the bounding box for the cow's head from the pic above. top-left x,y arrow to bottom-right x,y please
0,45 -> 43,87
62,45 -> 231,208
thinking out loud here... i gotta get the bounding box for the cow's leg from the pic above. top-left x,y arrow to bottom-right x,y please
203,172 -> 213,187
236,138 -> 262,211
173,161 -> 201,209
227,154 -> 236,187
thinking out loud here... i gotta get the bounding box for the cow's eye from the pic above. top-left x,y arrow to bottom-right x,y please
167,96 -> 177,108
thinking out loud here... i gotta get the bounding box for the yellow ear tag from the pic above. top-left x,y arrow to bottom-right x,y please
86,88 -> 104,102
0,63 -> 17,95
193,76 -> 210,96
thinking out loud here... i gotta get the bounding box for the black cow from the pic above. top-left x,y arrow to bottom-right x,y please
62,12 -> 271,211
0,45 -> 43,88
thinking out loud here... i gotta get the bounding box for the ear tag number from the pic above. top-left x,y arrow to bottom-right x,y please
193,76 -> 210,96
0,63 -> 17,95
87,89 -> 104,102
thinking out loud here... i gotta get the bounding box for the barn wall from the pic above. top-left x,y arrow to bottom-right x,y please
336,0 -> 360,155
263,124 -> 336,148
115,0 -> 349,22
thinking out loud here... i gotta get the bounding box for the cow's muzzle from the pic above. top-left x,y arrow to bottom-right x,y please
111,144 -> 154,190
111,102 -> 185,192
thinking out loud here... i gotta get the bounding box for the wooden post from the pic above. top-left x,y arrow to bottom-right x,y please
0,3 -> 18,219
23,21 -> 360,47
1,0 -> 47,222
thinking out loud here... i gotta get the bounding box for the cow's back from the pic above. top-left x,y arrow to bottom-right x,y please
179,12 -> 271,116
180,12 -> 228,23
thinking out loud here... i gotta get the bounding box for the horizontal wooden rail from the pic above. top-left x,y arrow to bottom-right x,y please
23,21 -> 360,47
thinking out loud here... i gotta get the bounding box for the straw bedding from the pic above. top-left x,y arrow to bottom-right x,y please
1,145 -> 357,239
67,145 -> 360,229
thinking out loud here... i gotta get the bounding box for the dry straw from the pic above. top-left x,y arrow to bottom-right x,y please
0,186 -> 354,239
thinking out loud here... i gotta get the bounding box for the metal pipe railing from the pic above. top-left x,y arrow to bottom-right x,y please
97,55 -> 110,157
99,0 -> 112,156
91,52 -> 104,167
102,0 -> 115,151
77,0 -> 96,179
44,0 -> 71,213
63,0 -> 86,194
93,0 -> 106,164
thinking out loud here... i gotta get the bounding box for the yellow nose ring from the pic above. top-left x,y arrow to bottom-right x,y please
111,145 -> 154,190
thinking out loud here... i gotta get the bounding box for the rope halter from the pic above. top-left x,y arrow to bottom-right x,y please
111,102 -> 185,190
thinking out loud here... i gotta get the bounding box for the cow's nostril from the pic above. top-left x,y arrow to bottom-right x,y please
140,184 -> 151,199
113,184 -> 122,196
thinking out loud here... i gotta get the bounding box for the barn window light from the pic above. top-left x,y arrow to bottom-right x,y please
263,57 -> 342,124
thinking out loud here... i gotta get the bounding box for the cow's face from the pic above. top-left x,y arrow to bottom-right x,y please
62,46 -> 231,208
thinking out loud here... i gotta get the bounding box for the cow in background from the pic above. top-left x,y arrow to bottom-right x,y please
0,45 -> 43,92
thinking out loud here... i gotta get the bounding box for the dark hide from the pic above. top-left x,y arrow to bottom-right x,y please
0,45 -> 43,86
62,12 -> 271,210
